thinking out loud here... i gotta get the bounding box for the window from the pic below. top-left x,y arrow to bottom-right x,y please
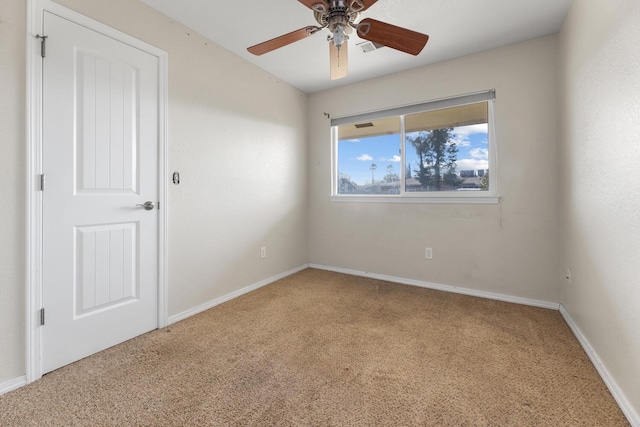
332,91 -> 498,203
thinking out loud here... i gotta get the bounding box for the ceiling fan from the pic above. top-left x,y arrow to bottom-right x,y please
247,0 -> 429,80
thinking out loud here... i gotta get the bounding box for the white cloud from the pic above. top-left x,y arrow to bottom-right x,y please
457,158 -> 489,172
453,124 -> 488,138
344,139 -> 360,143
356,154 -> 373,161
452,124 -> 488,148
469,148 -> 489,160
451,135 -> 472,148
380,155 -> 401,162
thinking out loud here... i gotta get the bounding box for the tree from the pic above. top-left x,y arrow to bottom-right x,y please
407,128 -> 462,190
480,171 -> 489,190
370,163 -> 377,184
384,164 -> 399,183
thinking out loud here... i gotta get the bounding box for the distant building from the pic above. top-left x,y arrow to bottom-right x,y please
405,178 -> 422,192
461,177 -> 482,189
460,170 -> 476,178
477,169 -> 485,177
338,178 -> 358,194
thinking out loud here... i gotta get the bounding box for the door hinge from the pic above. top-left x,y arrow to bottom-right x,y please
39,174 -> 46,191
35,34 -> 48,58
40,308 -> 45,326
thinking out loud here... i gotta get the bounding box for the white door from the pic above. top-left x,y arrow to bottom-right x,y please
42,11 -> 159,373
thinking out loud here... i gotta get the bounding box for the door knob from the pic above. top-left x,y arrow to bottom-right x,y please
136,201 -> 155,211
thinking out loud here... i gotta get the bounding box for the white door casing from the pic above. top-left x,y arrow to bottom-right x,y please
27,0 -> 168,379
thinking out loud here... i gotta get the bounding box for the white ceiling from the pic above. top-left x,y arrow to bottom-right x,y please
141,0 -> 571,94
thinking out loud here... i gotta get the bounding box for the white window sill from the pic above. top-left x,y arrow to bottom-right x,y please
330,194 -> 501,204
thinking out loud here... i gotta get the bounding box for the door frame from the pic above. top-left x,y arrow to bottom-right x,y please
26,0 -> 168,382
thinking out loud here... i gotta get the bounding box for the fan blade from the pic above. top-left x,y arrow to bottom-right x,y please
357,18 -> 428,56
247,26 -> 319,55
330,42 -> 348,80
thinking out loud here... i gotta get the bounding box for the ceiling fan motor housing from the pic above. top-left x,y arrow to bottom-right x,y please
314,1 -> 359,32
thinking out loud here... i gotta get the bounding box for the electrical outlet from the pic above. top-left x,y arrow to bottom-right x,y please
260,247 -> 266,259
425,247 -> 433,259
565,267 -> 571,284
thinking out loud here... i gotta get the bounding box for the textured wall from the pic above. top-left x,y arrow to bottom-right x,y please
559,0 -> 640,420
0,0 -> 27,385
308,36 -> 562,303
0,0 -> 308,382
50,0 -> 310,317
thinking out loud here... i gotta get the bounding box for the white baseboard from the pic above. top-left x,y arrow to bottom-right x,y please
0,375 -> 27,396
309,263 -> 560,310
168,264 -> 310,325
560,305 -> 639,427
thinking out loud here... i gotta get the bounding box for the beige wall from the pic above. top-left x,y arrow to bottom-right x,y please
559,0 -> 640,419
0,0 -> 308,382
308,36 -> 562,303
0,0 -> 27,385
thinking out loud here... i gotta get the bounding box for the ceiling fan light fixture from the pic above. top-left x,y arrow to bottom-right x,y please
331,25 -> 349,48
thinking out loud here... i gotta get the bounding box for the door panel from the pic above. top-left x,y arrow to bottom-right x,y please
76,50 -> 138,193
75,223 -> 137,316
42,11 -> 159,373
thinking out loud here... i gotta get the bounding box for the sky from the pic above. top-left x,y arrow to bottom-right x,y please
337,124 -> 489,186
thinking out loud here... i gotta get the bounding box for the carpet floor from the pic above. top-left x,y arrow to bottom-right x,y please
0,268 -> 629,426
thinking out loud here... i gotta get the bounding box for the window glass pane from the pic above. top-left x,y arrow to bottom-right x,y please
337,117 -> 401,195
405,102 -> 489,192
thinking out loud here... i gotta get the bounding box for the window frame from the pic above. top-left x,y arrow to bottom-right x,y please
331,91 -> 500,204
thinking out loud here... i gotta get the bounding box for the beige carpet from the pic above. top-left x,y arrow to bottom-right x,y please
0,268 -> 629,426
